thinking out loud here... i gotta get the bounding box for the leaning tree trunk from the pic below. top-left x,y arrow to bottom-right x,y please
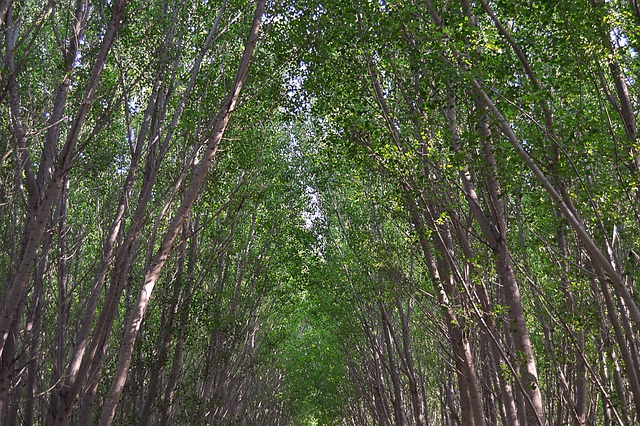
98,2 -> 266,424
406,195 -> 485,426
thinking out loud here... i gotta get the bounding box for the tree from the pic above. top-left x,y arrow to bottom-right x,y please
2,0 -> 640,424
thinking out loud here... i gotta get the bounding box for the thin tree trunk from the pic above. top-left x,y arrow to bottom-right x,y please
437,73 -> 544,423
406,196 -> 485,426
159,310 -> 187,426
0,0 -> 126,364
359,306 -> 393,426
594,263 -> 640,416
396,297 -> 426,426
379,302 -> 407,426
98,3 -> 265,423
470,77 -> 640,326
138,262 -> 182,425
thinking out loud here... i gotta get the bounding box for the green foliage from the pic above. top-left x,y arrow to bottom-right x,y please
4,0 -> 640,424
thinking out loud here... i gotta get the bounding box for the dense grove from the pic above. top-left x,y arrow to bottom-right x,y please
1,0 -> 639,424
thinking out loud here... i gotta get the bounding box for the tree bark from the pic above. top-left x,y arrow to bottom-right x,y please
406,196 -> 485,426
379,302 -> 407,426
396,297 -> 426,426
0,0 -> 127,366
98,2 -> 266,423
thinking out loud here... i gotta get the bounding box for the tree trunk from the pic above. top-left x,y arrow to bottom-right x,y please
98,3 -> 266,423
396,297 -> 427,426
379,302 -> 407,426
406,196 -> 485,426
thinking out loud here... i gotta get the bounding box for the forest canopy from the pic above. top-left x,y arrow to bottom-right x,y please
1,0 -> 640,425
